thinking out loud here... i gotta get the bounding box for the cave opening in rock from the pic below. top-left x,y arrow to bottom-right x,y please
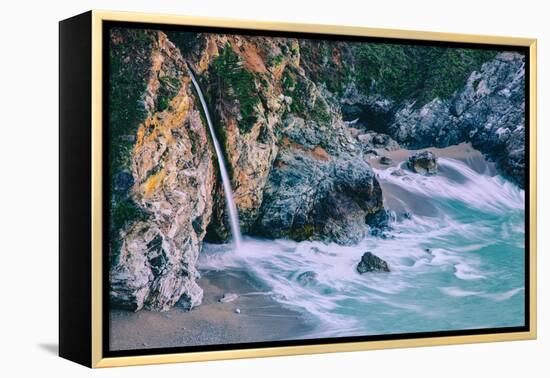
341,103 -> 393,133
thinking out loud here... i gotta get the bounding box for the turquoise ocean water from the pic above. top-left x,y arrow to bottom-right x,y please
199,156 -> 525,338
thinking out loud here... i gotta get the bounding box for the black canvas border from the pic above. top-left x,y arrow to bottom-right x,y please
59,11 -> 93,367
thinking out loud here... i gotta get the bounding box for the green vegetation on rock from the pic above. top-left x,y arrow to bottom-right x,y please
355,44 -> 496,106
111,198 -> 148,246
210,44 -> 260,133
109,29 -> 154,265
311,97 -> 332,124
282,69 -> 307,115
298,40 -> 351,96
299,39 -> 496,108
282,67 -> 332,125
271,54 -> 284,67
109,29 -> 152,143
419,48 -> 496,104
156,76 -> 181,112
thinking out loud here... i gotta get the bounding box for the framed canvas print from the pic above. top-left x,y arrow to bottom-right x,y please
59,10 -> 537,368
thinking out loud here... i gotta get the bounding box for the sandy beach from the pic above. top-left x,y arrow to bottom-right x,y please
110,269 -> 314,351
369,142 -> 497,173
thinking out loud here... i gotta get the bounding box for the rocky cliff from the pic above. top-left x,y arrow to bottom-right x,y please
109,30 -> 215,311
171,33 -> 386,244
390,52 -> 526,187
109,29 -> 525,311
293,41 -> 525,186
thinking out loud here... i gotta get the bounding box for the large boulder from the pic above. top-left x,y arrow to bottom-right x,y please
407,151 -> 438,175
357,252 -> 390,273
252,148 -> 385,245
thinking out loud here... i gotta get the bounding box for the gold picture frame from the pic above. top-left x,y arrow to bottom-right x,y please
59,9 -> 537,368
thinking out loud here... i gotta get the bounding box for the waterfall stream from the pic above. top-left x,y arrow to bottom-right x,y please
187,67 -> 243,249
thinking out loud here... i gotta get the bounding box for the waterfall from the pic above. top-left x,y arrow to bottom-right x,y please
187,67 -> 243,249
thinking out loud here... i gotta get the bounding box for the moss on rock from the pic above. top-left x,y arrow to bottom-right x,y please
108,29 -> 155,265
210,44 -> 260,133
354,44 -> 496,106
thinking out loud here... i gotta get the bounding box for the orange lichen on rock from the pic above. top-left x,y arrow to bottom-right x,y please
232,38 -> 268,74
198,36 -> 220,73
143,170 -> 166,197
311,146 -> 331,162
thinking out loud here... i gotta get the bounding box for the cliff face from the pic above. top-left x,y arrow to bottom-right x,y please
176,33 -> 386,244
390,52 -> 526,187
292,41 -> 525,186
110,31 -> 215,311
109,29 -> 524,312
109,31 -> 386,311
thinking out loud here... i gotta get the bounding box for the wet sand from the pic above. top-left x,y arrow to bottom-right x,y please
110,270 -> 313,351
369,142 -> 496,174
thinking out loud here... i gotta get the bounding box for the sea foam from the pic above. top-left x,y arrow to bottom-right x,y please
199,157 -> 526,337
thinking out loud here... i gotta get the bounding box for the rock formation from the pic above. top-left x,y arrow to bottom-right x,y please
109,30 -> 215,311
357,252 -> 390,273
109,30 -> 386,310
389,52 -> 526,187
407,151 -> 438,175
174,33 -> 386,245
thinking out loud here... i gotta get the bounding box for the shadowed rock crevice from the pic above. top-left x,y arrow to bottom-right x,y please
341,102 -> 393,133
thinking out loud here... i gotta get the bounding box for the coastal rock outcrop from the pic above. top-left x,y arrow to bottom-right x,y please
389,52 -> 526,187
407,151 -> 438,175
254,149 -> 384,244
109,30 -> 215,311
357,252 -> 390,273
296,42 -> 525,187
175,34 -> 386,244
391,99 -> 462,148
109,30 -> 388,311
